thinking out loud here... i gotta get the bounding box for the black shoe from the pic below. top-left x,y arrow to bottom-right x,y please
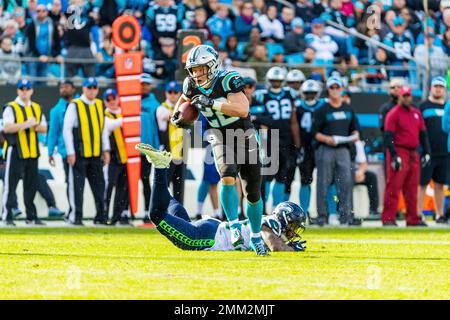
3,220 -> 16,227
436,216 -> 448,224
407,221 -> 428,227
195,214 -> 202,221
26,219 -> 46,226
238,212 -> 246,221
348,218 -> 362,226
93,219 -> 108,225
316,217 -> 327,227
383,221 -> 398,227
119,219 -> 134,227
66,220 -> 84,226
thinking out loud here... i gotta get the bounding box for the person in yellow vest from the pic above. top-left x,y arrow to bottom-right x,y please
63,77 -> 110,226
101,89 -> 132,226
1,79 -> 47,226
156,81 -> 187,204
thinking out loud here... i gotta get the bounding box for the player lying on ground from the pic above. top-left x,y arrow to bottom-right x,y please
136,143 -> 307,253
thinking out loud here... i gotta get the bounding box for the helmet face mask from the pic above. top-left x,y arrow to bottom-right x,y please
301,79 -> 321,102
186,45 -> 222,88
265,66 -> 287,92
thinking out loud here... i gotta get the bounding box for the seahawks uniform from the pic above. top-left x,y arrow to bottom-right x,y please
182,70 -> 261,203
296,98 -> 325,186
253,87 -> 297,187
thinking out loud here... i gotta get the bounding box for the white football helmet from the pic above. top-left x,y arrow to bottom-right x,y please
301,79 -> 321,101
265,66 -> 287,92
185,45 -> 222,88
286,69 -> 306,83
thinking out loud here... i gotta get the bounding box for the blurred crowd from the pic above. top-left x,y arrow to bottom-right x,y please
0,0 -> 449,87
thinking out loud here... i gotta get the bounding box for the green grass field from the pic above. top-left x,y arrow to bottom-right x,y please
0,226 -> 448,299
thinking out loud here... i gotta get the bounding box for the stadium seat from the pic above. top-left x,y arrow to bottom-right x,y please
285,53 -> 304,66
266,43 -> 284,61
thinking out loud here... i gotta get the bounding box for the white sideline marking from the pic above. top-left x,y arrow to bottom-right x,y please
314,239 -> 450,245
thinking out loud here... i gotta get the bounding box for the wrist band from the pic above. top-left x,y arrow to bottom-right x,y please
212,100 -> 224,112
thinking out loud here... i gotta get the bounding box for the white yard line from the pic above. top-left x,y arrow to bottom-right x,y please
314,239 -> 450,245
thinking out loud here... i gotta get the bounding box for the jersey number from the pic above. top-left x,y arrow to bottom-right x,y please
266,99 -> 292,120
202,108 -> 238,128
300,112 -> 312,132
155,14 -> 177,32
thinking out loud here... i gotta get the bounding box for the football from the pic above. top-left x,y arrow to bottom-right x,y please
178,100 -> 200,126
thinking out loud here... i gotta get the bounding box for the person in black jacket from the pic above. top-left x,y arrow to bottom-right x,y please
24,4 -> 61,83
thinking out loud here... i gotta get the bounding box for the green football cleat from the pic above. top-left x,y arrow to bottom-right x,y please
135,143 -> 172,169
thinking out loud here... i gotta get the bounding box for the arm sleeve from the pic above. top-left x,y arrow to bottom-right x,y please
39,114 -> 47,127
47,109 -> 59,156
156,107 -> 170,132
2,106 -> 15,125
419,130 -> 431,155
355,140 -> 367,164
63,103 -> 77,156
384,130 -> 397,157
443,101 -> 450,133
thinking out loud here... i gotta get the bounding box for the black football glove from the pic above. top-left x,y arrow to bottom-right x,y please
421,153 -> 430,168
391,155 -> 402,172
170,110 -> 188,129
191,95 -> 214,112
288,240 -> 307,252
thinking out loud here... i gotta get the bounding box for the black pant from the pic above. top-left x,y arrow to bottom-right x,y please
168,162 -> 186,205
37,173 -> 56,208
356,171 -> 379,213
105,161 -> 129,223
67,156 -> 105,223
2,146 -> 38,221
141,155 -> 152,212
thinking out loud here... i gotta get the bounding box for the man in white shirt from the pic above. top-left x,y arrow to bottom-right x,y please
2,79 -> 47,226
63,77 -> 110,226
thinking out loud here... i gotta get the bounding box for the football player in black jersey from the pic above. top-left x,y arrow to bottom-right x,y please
170,45 -> 268,255
253,67 -> 301,212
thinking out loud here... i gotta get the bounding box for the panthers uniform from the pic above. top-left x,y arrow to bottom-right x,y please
182,69 -> 261,204
253,87 -> 297,205
146,4 -> 183,51
296,98 -> 325,186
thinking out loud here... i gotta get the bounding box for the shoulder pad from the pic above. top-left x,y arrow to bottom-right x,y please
262,216 -> 282,237
221,71 -> 244,94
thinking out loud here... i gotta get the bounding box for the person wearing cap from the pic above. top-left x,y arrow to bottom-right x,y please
305,18 -> 338,63
24,3 -> 62,83
1,79 -> 47,226
63,77 -> 109,226
140,73 -> 161,222
283,17 -> 307,55
102,89 -> 132,226
382,86 -> 431,226
312,77 -> 361,226
156,81 -> 187,204
383,15 -> 415,78
418,77 -> 449,224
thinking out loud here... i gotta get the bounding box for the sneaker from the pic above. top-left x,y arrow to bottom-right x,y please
3,220 -> 16,227
48,207 -> 65,218
328,215 -> 340,226
407,221 -> 428,227
316,216 -> 327,227
230,225 -> 244,248
26,219 -> 46,226
435,216 -> 448,224
382,221 -> 398,227
66,220 -> 84,227
250,237 -> 269,256
135,143 -> 171,168
93,219 -> 108,226
348,218 -> 362,226
12,208 -> 22,218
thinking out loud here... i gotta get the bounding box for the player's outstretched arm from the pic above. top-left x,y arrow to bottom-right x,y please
261,225 -> 294,252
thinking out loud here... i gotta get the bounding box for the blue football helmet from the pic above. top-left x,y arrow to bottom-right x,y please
273,201 -> 306,242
